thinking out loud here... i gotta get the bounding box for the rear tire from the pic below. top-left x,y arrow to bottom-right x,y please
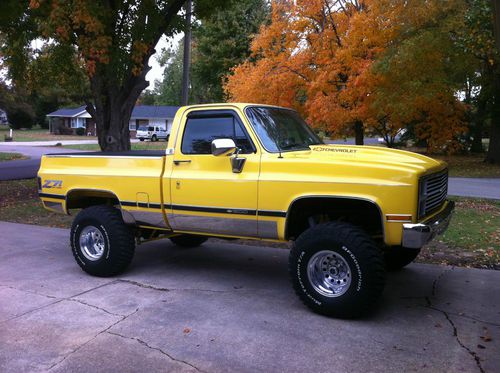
151,134 -> 158,142
70,205 -> 135,277
289,222 -> 385,318
170,234 -> 208,248
384,247 -> 420,271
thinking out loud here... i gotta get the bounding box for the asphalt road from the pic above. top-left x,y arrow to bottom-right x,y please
0,158 -> 41,181
0,221 -> 498,372
448,178 -> 500,200
0,145 -> 85,181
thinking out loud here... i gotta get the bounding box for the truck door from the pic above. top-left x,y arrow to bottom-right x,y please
169,109 -> 259,237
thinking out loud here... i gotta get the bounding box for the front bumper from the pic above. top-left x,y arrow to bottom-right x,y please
402,200 -> 455,249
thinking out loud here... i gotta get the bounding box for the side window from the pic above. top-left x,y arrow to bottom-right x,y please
181,115 -> 254,154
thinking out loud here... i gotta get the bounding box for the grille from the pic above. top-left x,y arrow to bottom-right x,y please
418,170 -> 448,219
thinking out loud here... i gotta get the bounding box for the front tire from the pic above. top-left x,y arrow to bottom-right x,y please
139,138 -> 144,141
151,134 -> 158,142
289,222 -> 385,318
384,247 -> 421,271
70,205 -> 135,277
170,234 -> 208,248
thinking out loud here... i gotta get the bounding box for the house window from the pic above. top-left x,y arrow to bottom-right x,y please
129,120 -> 136,131
71,118 -> 85,128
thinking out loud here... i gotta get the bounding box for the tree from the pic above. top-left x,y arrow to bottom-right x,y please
485,0 -> 500,163
226,0 -> 388,144
225,0 -> 469,151
191,0 -> 269,103
0,83 -> 36,129
152,40 -> 187,105
1,0 -> 226,151
149,0 -> 269,105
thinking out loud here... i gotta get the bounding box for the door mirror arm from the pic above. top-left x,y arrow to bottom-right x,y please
230,148 -> 246,173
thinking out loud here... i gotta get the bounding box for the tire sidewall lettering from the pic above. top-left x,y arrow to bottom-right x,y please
99,224 -> 111,260
296,250 -> 322,306
341,245 -> 363,292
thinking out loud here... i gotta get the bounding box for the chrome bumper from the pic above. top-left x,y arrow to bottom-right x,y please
402,201 -> 455,249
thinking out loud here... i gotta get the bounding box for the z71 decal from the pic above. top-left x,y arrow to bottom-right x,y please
42,179 -> 63,189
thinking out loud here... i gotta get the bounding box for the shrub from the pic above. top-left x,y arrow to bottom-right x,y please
75,127 -> 85,136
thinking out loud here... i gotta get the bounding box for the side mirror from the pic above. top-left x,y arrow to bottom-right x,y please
211,138 -> 237,156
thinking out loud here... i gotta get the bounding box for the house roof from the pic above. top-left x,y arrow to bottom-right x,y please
47,106 -> 87,117
47,105 -> 179,119
131,106 -> 178,119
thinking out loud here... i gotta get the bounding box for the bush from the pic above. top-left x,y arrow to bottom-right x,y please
75,127 -> 85,136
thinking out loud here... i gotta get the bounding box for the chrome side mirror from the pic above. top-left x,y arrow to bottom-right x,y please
211,138 -> 237,156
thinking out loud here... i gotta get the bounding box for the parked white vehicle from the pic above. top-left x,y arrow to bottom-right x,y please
136,126 -> 169,141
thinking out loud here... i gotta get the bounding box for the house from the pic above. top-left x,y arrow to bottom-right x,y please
47,105 -> 179,137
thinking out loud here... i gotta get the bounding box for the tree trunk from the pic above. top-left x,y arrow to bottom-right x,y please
486,69 -> 500,162
471,94 -> 487,153
354,121 -> 364,145
86,56 -> 151,152
487,0 -> 500,162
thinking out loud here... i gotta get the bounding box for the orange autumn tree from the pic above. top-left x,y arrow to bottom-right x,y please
226,0 -> 467,150
226,0 -> 386,144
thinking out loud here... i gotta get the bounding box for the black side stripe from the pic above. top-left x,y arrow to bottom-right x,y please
39,193 -> 65,200
171,204 -> 257,216
120,201 -> 162,209
258,210 -> 287,218
119,200 -> 286,217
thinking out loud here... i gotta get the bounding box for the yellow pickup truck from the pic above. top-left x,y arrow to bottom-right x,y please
38,103 -> 454,318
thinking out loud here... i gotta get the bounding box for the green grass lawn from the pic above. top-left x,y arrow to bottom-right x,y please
0,152 -> 28,162
420,197 -> 499,269
0,127 -> 92,142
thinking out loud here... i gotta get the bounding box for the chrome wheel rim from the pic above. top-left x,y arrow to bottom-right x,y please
307,249 -> 352,297
79,226 -> 105,261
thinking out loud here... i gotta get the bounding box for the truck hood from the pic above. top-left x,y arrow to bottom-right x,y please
267,144 -> 447,188
304,144 -> 444,175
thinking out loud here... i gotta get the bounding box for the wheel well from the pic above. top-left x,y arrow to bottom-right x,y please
285,197 -> 384,241
66,189 -> 120,211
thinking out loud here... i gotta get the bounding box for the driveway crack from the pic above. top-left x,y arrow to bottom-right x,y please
106,331 -> 205,372
116,279 -> 244,294
425,267 -> 485,373
47,308 -> 139,371
67,298 -> 125,317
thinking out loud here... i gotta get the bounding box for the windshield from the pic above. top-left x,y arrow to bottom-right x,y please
138,126 -> 148,131
245,107 -> 323,152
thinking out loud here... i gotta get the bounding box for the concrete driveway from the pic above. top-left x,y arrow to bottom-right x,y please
0,221 -> 498,372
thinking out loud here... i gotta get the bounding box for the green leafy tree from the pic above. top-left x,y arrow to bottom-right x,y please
154,41 -> 187,105
191,0 -> 269,103
150,0 -> 268,106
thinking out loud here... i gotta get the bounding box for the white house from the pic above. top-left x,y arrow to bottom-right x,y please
46,105 -> 179,137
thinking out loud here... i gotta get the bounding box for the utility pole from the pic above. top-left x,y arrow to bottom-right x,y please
181,0 -> 192,106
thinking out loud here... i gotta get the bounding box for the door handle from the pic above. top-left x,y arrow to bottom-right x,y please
173,159 -> 191,165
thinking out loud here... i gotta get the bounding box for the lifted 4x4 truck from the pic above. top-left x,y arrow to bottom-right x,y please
38,103 -> 454,318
